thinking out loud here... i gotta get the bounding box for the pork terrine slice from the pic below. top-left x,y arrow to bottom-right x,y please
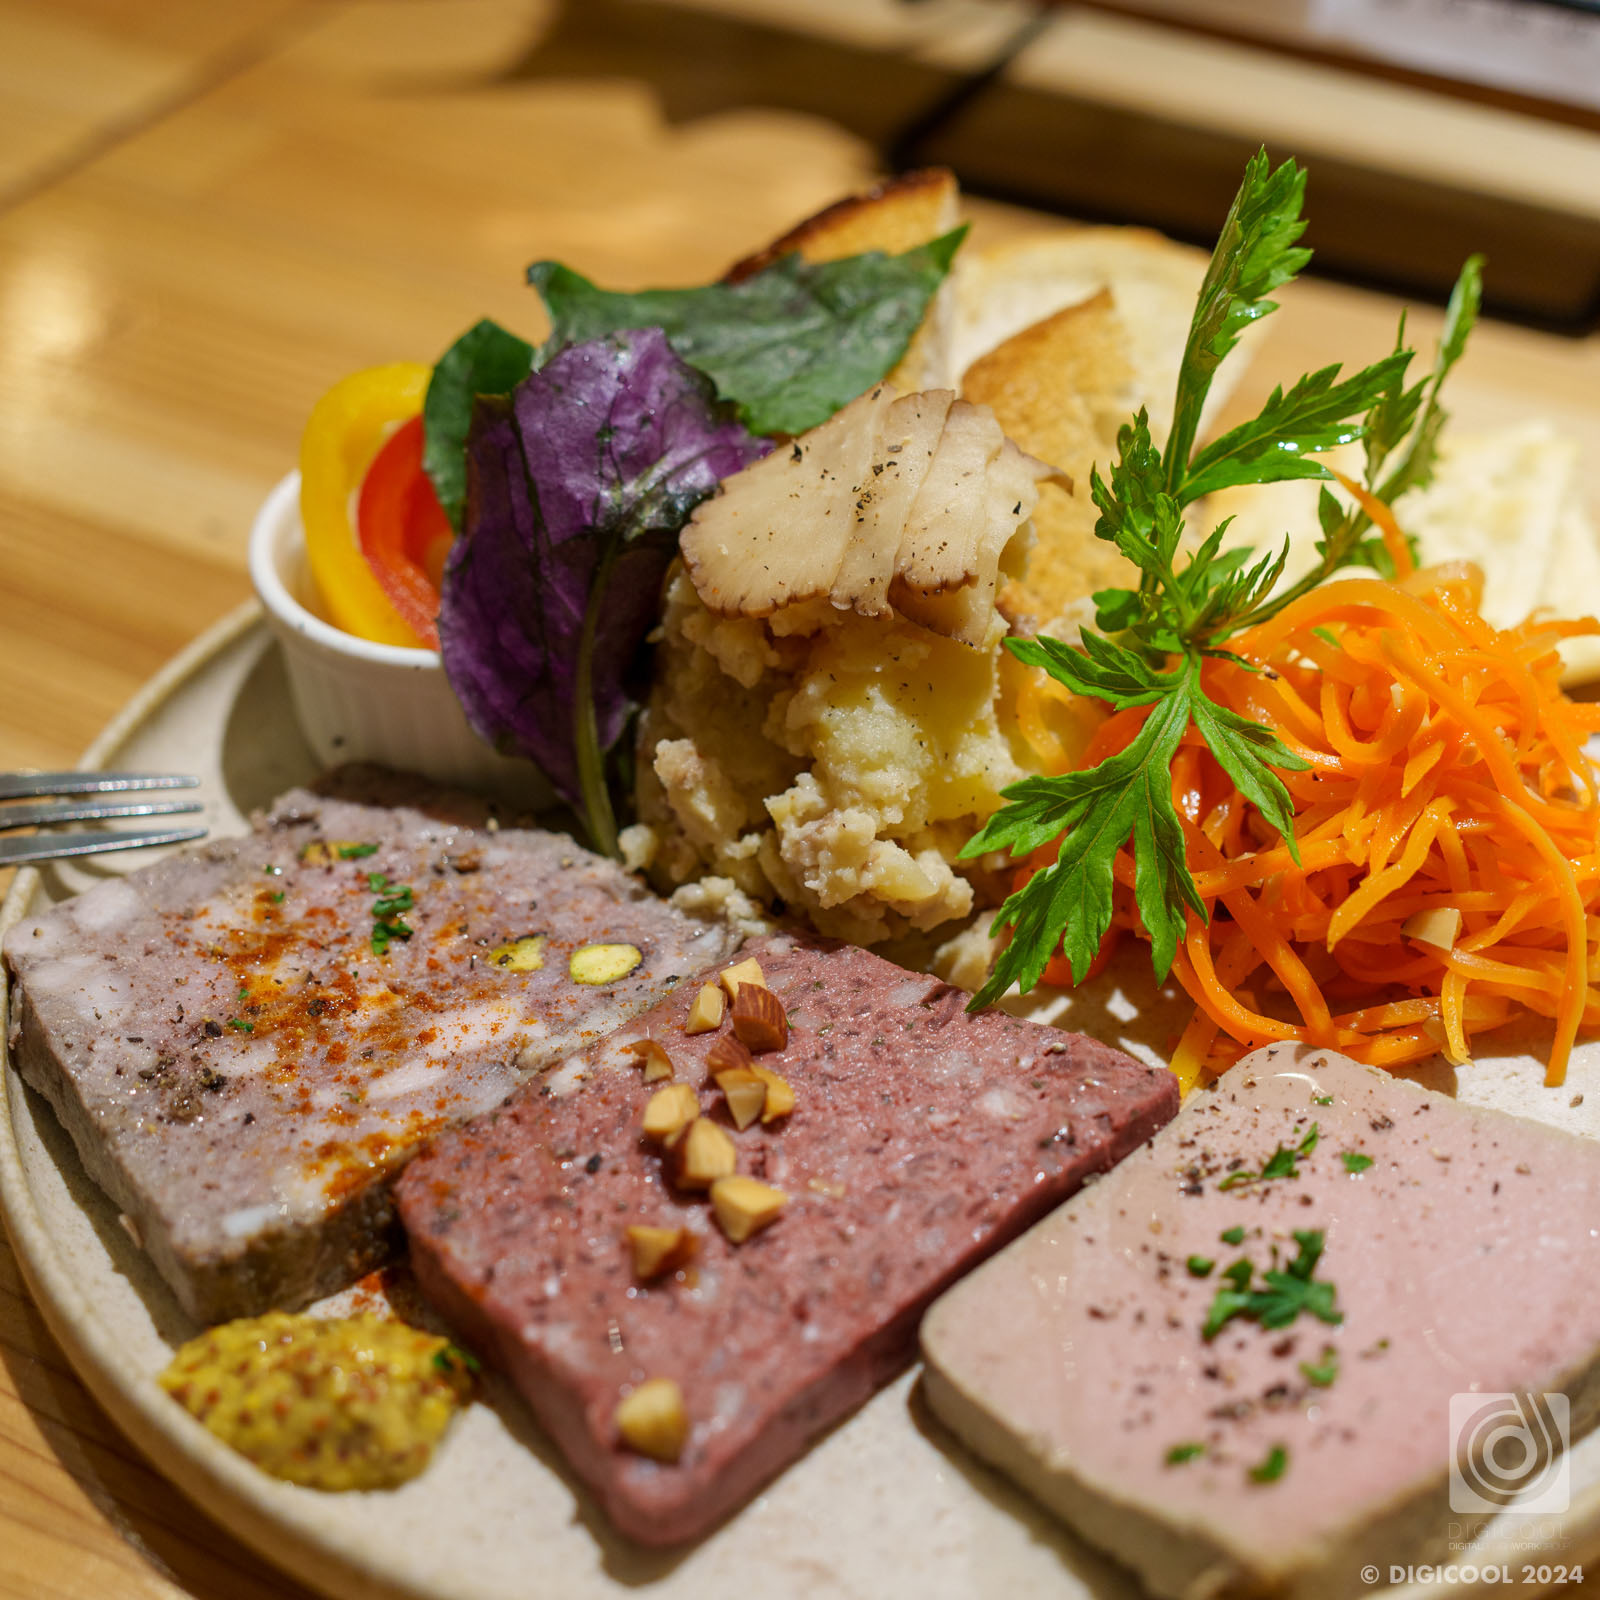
921,1046 -> 1600,1600
396,930 -> 1178,1544
3,767 -> 738,1324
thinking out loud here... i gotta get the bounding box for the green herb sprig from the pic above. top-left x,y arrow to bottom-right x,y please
1217,1122 -> 1319,1190
1299,1345 -> 1339,1387
369,872 -> 416,957
962,150 -> 1482,1009
1202,1228 -> 1342,1341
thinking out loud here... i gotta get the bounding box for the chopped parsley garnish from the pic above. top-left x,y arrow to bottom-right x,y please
1186,1255 -> 1215,1277
959,148 -> 1481,1009
262,863 -> 282,876
1165,1442 -> 1206,1465
1341,1151 -> 1374,1174
1312,1093 -> 1334,1106
368,873 -> 416,956
1300,1345 -> 1339,1387
1220,1225 -> 1245,1246
270,890 -> 286,904
1249,1445 -> 1289,1484
1218,1123 -> 1319,1190
1202,1229 -> 1342,1340
339,842 -> 379,859
225,1018 -> 254,1033
434,1343 -> 482,1376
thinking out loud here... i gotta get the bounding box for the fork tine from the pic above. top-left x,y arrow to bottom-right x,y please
0,798 -> 205,832
0,771 -> 201,802
0,825 -> 208,867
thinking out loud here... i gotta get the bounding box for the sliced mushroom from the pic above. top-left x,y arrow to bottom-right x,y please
829,389 -> 953,618
681,386 -> 1057,647
893,427 -> 1051,646
680,384 -> 894,617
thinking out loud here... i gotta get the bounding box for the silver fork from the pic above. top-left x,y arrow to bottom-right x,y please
0,772 -> 207,867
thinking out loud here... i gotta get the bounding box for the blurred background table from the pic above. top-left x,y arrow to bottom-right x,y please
3,2 -> 1600,1596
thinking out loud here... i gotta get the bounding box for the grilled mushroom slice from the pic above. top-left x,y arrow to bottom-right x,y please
680,386 -> 1059,646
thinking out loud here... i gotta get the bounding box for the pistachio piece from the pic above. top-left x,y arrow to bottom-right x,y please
705,1034 -> 754,1079
615,1377 -> 687,1462
684,982 -> 725,1035
488,934 -> 547,972
718,957 -> 766,998
710,1175 -> 788,1243
714,1069 -> 767,1131
642,1083 -> 699,1144
731,984 -> 788,1053
625,1224 -> 698,1280
673,1117 -> 737,1189
750,1064 -> 796,1122
624,1038 -> 675,1082
299,839 -> 373,866
570,943 -> 643,985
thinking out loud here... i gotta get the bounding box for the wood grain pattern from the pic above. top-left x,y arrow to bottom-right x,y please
1,2 -> 1598,1598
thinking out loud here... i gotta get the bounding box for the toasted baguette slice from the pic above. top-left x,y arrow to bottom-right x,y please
961,289 -> 1138,624
951,227 -> 1237,446
724,168 -> 960,394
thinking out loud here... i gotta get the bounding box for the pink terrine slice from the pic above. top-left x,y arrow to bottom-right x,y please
396,930 -> 1177,1544
921,1046 -> 1600,1600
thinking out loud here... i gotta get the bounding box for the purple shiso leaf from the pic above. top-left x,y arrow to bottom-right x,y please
437,327 -> 770,820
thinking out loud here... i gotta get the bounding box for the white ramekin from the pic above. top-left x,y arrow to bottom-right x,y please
248,471 -> 550,802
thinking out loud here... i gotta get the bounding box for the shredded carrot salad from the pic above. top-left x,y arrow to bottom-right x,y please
1021,555 -> 1600,1091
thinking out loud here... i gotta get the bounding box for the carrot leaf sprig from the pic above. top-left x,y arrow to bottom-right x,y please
962,150 -> 1481,1011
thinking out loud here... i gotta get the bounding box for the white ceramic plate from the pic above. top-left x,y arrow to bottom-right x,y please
5,606 -> 1600,1600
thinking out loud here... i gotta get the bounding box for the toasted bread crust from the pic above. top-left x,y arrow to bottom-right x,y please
723,168 -> 959,282
962,290 -> 1139,620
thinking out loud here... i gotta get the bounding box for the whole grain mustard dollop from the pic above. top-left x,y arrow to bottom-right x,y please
159,1312 -> 475,1491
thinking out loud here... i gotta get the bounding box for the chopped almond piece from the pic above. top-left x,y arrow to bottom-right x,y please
642,1083 -> 699,1144
673,1118 -> 737,1190
710,1175 -> 788,1243
624,1038 -> 675,1082
684,983 -> 725,1034
615,1378 -> 688,1462
718,958 -> 766,998
625,1224 -> 698,1280
705,1034 -> 754,1079
1402,907 -> 1462,952
731,984 -> 789,1053
750,1064 -> 796,1122
714,1069 -> 767,1131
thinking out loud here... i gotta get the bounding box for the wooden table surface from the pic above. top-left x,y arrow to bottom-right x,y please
3,3 -> 1600,1596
